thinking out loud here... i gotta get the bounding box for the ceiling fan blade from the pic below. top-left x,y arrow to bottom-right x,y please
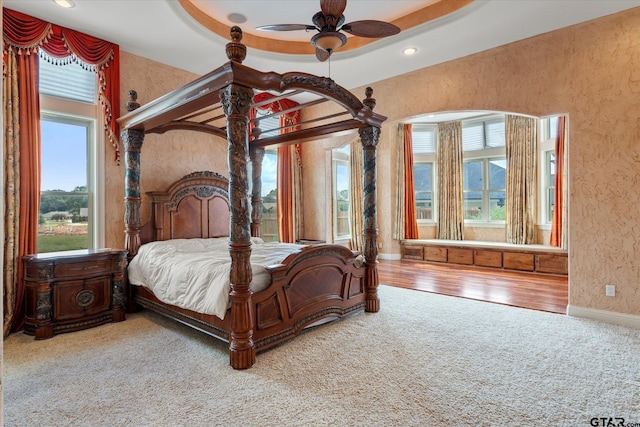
320,0 -> 347,18
256,24 -> 316,32
341,20 -> 401,38
315,47 -> 331,62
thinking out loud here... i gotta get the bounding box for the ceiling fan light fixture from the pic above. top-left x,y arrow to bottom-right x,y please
227,13 -> 247,24
53,0 -> 75,8
312,31 -> 347,53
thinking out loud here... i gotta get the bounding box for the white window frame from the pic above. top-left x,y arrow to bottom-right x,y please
40,84 -> 104,250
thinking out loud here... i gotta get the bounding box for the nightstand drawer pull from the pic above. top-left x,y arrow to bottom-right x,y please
70,265 -> 99,271
76,290 -> 96,307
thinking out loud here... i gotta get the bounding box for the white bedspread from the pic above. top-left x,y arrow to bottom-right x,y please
127,237 -> 305,319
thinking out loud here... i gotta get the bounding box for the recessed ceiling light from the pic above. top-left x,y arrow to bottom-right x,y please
53,0 -> 75,8
402,47 -> 418,56
227,13 -> 247,24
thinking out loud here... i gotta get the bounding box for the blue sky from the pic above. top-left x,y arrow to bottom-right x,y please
261,151 -> 277,196
41,120 -> 279,196
41,120 -> 87,192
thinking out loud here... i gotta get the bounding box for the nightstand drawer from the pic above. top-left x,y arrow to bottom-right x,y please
54,259 -> 111,278
54,277 -> 111,321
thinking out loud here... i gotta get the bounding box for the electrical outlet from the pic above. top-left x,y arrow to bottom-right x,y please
605,284 -> 615,297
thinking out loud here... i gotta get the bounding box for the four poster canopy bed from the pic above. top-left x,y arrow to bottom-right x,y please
117,27 -> 385,369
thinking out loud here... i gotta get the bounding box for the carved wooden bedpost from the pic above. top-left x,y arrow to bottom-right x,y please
221,26 -> 256,369
250,147 -> 265,237
122,90 -> 144,258
359,87 -> 380,312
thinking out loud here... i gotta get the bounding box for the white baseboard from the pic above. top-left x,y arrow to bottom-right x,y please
566,305 -> 640,329
379,253 -> 401,261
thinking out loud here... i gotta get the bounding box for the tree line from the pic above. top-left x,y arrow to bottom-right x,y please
40,186 -> 88,223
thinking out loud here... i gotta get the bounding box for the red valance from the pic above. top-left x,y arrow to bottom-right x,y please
3,8 -> 121,162
253,91 -> 300,120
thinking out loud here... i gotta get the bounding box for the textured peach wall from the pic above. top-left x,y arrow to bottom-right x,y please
105,52 -> 228,250
302,8 -> 640,316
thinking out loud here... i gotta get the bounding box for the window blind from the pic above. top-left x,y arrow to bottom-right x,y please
485,117 -> 506,147
411,124 -> 436,154
462,121 -> 484,151
39,53 -> 96,104
255,110 -> 281,137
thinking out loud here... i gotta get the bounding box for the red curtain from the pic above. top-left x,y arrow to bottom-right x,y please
3,8 -> 121,162
8,53 -> 42,333
550,116 -> 566,247
251,92 -> 300,243
277,144 -> 294,242
403,124 -> 419,239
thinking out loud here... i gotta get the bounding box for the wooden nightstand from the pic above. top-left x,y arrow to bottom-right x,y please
23,249 -> 128,339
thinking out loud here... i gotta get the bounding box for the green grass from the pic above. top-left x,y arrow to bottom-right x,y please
37,234 -> 88,253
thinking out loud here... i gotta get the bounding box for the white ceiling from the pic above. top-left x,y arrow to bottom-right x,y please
5,0 -> 640,97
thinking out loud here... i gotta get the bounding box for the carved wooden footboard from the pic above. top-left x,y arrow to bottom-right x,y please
254,245 -> 366,350
132,244 -> 367,352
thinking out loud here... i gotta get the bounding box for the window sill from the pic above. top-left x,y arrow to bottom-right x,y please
464,222 -> 505,229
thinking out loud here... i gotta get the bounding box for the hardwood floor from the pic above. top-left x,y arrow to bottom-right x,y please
378,259 -> 568,314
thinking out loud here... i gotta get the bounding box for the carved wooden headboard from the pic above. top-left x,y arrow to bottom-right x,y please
140,171 -> 230,244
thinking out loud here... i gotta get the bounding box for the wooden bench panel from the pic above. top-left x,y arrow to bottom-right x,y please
474,250 -> 502,268
425,247 -> 447,262
400,240 -> 567,275
402,245 -> 423,260
503,252 -> 535,271
536,254 -> 568,275
448,248 -> 474,265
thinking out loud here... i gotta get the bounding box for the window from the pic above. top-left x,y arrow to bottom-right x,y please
254,108 -> 280,138
412,124 -> 436,221
462,116 -> 506,222
540,116 -> 559,224
414,163 -> 434,220
38,54 -> 102,253
260,148 -> 279,242
252,109 -> 281,242
332,145 -> 350,240
545,151 -> 556,223
463,158 -> 507,221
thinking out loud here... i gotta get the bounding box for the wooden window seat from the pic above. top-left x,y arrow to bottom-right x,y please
400,239 -> 567,275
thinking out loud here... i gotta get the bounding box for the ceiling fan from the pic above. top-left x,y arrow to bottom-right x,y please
256,0 -> 401,62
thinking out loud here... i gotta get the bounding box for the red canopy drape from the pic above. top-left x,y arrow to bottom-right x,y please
3,8 -> 121,162
252,91 -> 300,120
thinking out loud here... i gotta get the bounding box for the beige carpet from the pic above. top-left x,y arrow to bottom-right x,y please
3,285 -> 639,426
